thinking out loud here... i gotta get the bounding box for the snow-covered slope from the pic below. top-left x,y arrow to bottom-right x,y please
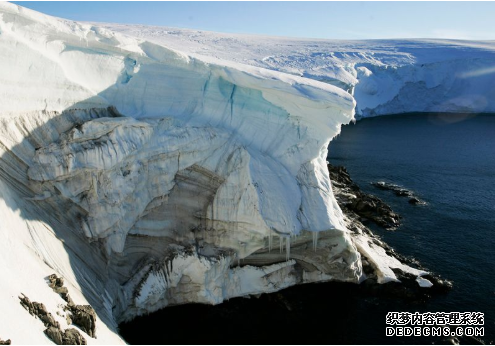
101,24 -> 495,117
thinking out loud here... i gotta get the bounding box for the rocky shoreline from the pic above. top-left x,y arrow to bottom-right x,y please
328,164 -> 401,230
328,163 -> 452,298
371,181 -> 426,205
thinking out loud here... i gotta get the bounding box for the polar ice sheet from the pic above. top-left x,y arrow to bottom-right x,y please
102,23 -> 495,117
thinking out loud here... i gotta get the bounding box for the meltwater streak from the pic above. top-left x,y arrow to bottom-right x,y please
329,113 -> 495,343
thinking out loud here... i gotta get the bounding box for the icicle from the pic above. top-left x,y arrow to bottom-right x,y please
279,237 -> 283,253
312,232 -> 319,252
269,228 -> 272,252
286,237 -> 291,261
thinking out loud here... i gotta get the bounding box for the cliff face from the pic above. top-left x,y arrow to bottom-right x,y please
0,3 -> 362,342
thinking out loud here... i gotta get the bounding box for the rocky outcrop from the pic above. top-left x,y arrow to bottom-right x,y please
19,294 -> 87,345
45,327 -> 87,345
328,164 -> 400,229
0,339 -> 11,345
328,163 -> 452,293
48,274 -> 74,307
371,181 -> 425,205
19,294 -> 60,330
69,306 -> 96,339
47,274 -> 97,339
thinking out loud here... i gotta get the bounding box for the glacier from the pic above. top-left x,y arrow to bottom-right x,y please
103,23 -> 495,117
1,3 -> 493,344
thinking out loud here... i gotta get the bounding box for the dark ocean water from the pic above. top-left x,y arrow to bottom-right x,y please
328,113 -> 495,344
120,113 -> 494,345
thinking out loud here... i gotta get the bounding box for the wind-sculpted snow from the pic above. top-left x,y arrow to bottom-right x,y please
0,3 -> 369,342
102,24 -> 495,117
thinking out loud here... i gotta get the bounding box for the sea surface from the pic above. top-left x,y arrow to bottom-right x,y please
120,113 -> 494,345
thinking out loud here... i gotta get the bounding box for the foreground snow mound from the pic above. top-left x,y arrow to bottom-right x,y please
103,24 -> 495,117
0,3 -> 367,342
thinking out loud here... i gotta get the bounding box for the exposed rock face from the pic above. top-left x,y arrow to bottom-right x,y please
62,329 -> 87,345
48,274 -> 97,338
45,327 -> 87,345
19,294 -> 87,345
329,165 -> 400,230
19,294 -> 60,330
70,306 -> 96,339
371,181 -> 425,205
0,339 -> 11,345
44,327 -> 63,345
328,164 -> 436,286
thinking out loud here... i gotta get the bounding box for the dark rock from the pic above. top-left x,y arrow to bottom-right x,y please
19,294 -> 34,315
371,181 -> 425,205
19,290 -> 91,344
18,294 -> 60,329
0,339 -> 11,345
408,197 -> 420,204
55,277 -> 64,288
45,326 -> 63,345
40,313 -> 58,328
54,286 -> 68,295
328,162 -> 452,306
421,274 -> 453,294
47,274 -> 58,288
63,329 -> 87,345
347,192 -> 400,230
61,292 -> 74,306
328,164 -> 402,230
69,305 -> 97,338
44,326 -> 87,345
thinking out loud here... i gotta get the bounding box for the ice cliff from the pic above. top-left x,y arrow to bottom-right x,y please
0,4 -> 361,343
1,3 -> 482,344
103,24 -> 495,117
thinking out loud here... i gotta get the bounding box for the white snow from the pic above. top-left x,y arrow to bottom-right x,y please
101,23 -> 495,117
416,277 -> 434,288
353,233 -> 428,284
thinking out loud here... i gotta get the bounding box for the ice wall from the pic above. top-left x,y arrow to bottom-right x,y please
0,3 -> 361,341
105,24 -> 495,117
